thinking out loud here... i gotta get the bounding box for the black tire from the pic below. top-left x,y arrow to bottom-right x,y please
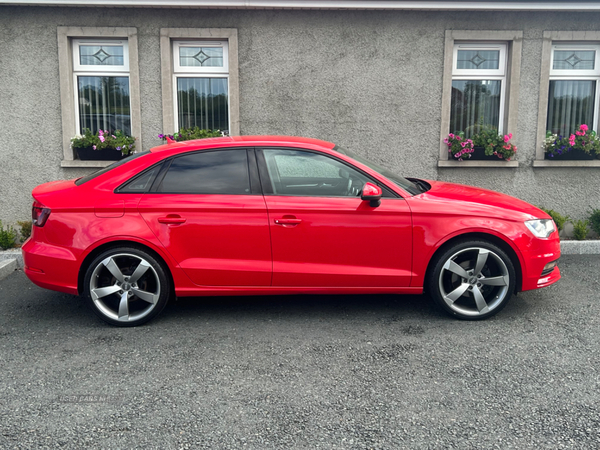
83,246 -> 172,326
427,240 -> 516,320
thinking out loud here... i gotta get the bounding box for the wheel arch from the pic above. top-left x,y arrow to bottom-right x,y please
424,232 -> 523,294
77,239 -> 175,296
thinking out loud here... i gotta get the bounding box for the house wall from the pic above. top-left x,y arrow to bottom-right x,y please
1,6 -> 599,224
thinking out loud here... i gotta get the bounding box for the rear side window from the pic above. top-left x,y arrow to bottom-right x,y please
75,151 -> 151,186
157,149 -> 250,194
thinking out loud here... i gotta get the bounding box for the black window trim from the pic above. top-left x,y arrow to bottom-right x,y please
150,147 -> 256,196
255,147 -> 401,199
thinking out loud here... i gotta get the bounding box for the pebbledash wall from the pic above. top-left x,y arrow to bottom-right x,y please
1,4 -> 600,224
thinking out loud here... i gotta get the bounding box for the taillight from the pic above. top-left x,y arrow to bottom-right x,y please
32,201 -> 51,227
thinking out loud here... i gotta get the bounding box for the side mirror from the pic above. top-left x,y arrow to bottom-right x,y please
361,182 -> 382,207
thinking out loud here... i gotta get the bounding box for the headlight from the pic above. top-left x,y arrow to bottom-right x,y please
525,219 -> 556,238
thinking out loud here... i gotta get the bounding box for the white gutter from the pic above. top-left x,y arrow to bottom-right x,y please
2,1 -> 600,11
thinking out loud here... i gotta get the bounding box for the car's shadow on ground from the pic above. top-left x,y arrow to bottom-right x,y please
158,292 -> 445,325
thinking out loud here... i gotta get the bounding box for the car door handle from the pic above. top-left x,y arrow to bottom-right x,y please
274,218 -> 302,225
158,215 -> 187,224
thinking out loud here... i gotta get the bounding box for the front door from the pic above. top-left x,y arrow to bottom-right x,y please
258,148 -> 413,288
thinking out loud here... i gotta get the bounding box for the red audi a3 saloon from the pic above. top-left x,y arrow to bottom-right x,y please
23,136 -> 561,326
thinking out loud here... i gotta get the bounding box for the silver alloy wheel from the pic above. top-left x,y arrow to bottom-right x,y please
89,253 -> 161,323
438,247 -> 510,317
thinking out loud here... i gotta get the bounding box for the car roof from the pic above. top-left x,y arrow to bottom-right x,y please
150,135 -> 336,153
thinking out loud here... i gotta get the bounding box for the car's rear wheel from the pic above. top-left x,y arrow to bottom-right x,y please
83,247 -> 171,326
427,240 -> 516,320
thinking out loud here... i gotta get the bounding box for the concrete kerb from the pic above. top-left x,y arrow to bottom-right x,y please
0,240 -> 596,282
0,259 -> 17,282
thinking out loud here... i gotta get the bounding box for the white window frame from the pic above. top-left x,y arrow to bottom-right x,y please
452,43 -> 507,77
160,28 -> 240,137
172,39 -> 230,131
450,42 -> 508,135
72,39 -> 132,136
57,27 -> 141,167
439,31 -> 522,167
72,39 -> 130,73
547,44 -> 600,136
534,32 -> 600,166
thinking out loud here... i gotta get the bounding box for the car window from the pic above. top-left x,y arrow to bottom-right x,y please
262,149 -> 370,197
157,149 -> 250,194
75,151 -> 151,186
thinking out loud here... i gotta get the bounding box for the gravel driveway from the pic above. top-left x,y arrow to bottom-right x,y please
1,255 -> 599,449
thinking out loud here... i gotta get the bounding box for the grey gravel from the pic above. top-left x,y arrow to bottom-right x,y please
0,255 -> 599,449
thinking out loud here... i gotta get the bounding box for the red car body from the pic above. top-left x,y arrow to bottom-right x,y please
22,136 -> 560,324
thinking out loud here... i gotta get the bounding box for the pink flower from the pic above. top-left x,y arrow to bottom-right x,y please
99,135 -> 105,143
112,135 -> 116,139
456,136 -> 462,141
444,138 -> 449,144
576,131 -> 583,136
461,142 -> 466,147
449,133 -> 455,139
92,145 -> 96,150
580,124 -> 588,132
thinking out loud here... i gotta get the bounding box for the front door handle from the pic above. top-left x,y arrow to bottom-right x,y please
274,217 -> 302,225
158,215 -> 187,225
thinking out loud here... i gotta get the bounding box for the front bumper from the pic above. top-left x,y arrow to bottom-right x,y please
519,236 -> 561,292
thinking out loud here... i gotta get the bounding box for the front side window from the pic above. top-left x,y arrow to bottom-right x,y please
158,150 -> 249,194
450,43 -> 507,138
173,40 -> 229,133
262,149 -> 370,197
547,44 -> 600,136
72,39 -> 131,135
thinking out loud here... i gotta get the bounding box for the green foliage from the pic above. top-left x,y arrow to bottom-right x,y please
572,219 -> 589,241
539,207 -> 569,232
71,129 -> 136,155
543,124 -> 600,158
159,127 -> 223,142
589,208 -> 600,236
0,220 -> 17,250
17,220 -> 32,242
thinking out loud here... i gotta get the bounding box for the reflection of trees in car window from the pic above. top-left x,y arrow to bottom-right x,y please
273,153 -> 340,178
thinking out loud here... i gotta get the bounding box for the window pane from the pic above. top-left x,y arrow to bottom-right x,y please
457,50 -> 500,70
78,76 -> 131,135
553,50 -> 596,71
159,150 -> 249,194
79,45 -> 124,66
450,80 -> 501,137
547,80 -> 596,136
177,78 -> 229,131
263,149 -> 368,197
179,47 -> 224,67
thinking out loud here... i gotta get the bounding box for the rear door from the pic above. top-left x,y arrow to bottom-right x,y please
138,148 -> 272,286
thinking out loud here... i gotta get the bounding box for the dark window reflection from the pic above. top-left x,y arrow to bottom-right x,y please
159,150 -> 249,195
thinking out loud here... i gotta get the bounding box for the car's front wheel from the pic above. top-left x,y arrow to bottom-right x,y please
427,240 -> 516,320
83,247 -> 171,326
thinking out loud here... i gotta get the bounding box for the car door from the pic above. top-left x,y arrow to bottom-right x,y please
257,148 -> 413,288
138,148 -> 272,286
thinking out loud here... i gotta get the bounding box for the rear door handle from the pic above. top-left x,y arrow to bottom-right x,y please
274,218 -> 302,225
158,215 -> 187,224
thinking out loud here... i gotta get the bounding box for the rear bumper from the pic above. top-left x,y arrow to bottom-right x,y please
22,238 -> 79,295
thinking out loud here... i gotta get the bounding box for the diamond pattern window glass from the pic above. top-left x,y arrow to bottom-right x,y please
179,47 -> 223,67
456,50 -> 500,70
79,45 -> 124,66
553,50 -> 595,71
